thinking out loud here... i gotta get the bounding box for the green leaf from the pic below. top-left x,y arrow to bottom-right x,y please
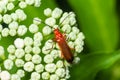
68,0 -> 119,52
70,50 -> 120,80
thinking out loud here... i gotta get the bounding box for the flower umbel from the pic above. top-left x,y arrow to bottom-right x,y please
0,0 -> 84,80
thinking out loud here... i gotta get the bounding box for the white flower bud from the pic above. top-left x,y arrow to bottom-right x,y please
44,8 -> 52,16
50,74 -> 59,80
33,40 -> 41,47
15,9 -> 27,21
77,32 -> 85,40
8,21 -> 18,29
9,29 -> 17,36
55,68 -> 65,77
4,59 -> 13,70
69,17 -> 76,26
11,74 -> 20,80
35,64 -> 44,73
31,72 -> 40,80
8,54 -> 16,60
45,17 -> 56,26
32,54 -> 42,64
72,27 -> 79,35
34,0 -> 41,7
44,54 -> 54,63
14,38 -> 24,49
45,63 -> 56,73
75,45 -> 83,53
50,49 -> 59,59
32,46 -> 41,54
24,37 -> 33,46
24,46 -> 32,54
68,41 -> 74,49
52,8 -> 63,19
0,71 -> 10,80
33,17 -> 41,25
25,53 -> 32,61
7,45 -> 16,54
42,46 -> 51,54
15,49 -> 25,58
19,1 -> 27,9
73,57 -> 80,64
62,24 -> 71,33
29,24 -> 38,34
11,13 -> 18,21
34,32 -> 43,41
1,28 -> 9,37
7,2 -> 14,10
17,25 -> 27,36
24,62 -> 34,72
25,0 -> 34,5
17,69 -> 25,78
0,46 -> 4,56
42,26 -> 52,35
68,32 -> 77,40
3,14 -> 12,24
42,72 -> 50,80
15,59 -> 25,67
56,60 -> 64,68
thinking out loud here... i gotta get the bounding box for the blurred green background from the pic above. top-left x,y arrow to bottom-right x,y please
2,0 -> 120,80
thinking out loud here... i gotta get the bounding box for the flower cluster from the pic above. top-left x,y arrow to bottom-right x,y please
0,0 -> 84,80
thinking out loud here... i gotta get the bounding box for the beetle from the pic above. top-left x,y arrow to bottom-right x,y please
53,28 -> 74,63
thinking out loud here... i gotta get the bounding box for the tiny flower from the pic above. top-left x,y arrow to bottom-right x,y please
45,63 -> 56,73
11,13 -> 18,21
25,53 -> 32,61
9,29 -> 17,36
4,59 -> 14,70
8,54 -> 16,60
73,57 -> 80,64
61,24 -> 71,33
42,26 -> 52,35
34,0 -> 41,7
44,54 -> 54,63
0,24 -> 3,32
7,2 -> 15,10
1,28 -> 9,37
19,1 -> 27,9
8,21 -> 18,30
0,71 -> 11,80
29,24 -> 39,33
17,69 -> 25,78
33,17 -> 41,25
72,26 -> 79,34
25,0 -> 35,5
11,74 -> 20,80
14,38 -> 24,49
45,17 -> 56,26
15,49 -> 25,58
55,68 -> 65,78
56,60 -> 64,68
24,62 -> 34,72
68,32 -> 77,40
35,64 -> 44,73
34,32 -> 43,41
44,8 -> 52,16
24,37 -> 33,46
68,41 -> 74,49
24,46 -> 32,54
32,46 -> 41,54
75,45 -> 83,53
30,72 -> 40,80
3,14 -> 12,24
50,74 -> 59,80
42,46 -> 51,54
50,49 -> 59,59
52,8 -> 63,19
15,59 -> 25,67
32,54 -> 42,64
33,40 -> 41,47
15,9 -> 27,21
17,25 -> 27,36
42,72 -> 50,79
